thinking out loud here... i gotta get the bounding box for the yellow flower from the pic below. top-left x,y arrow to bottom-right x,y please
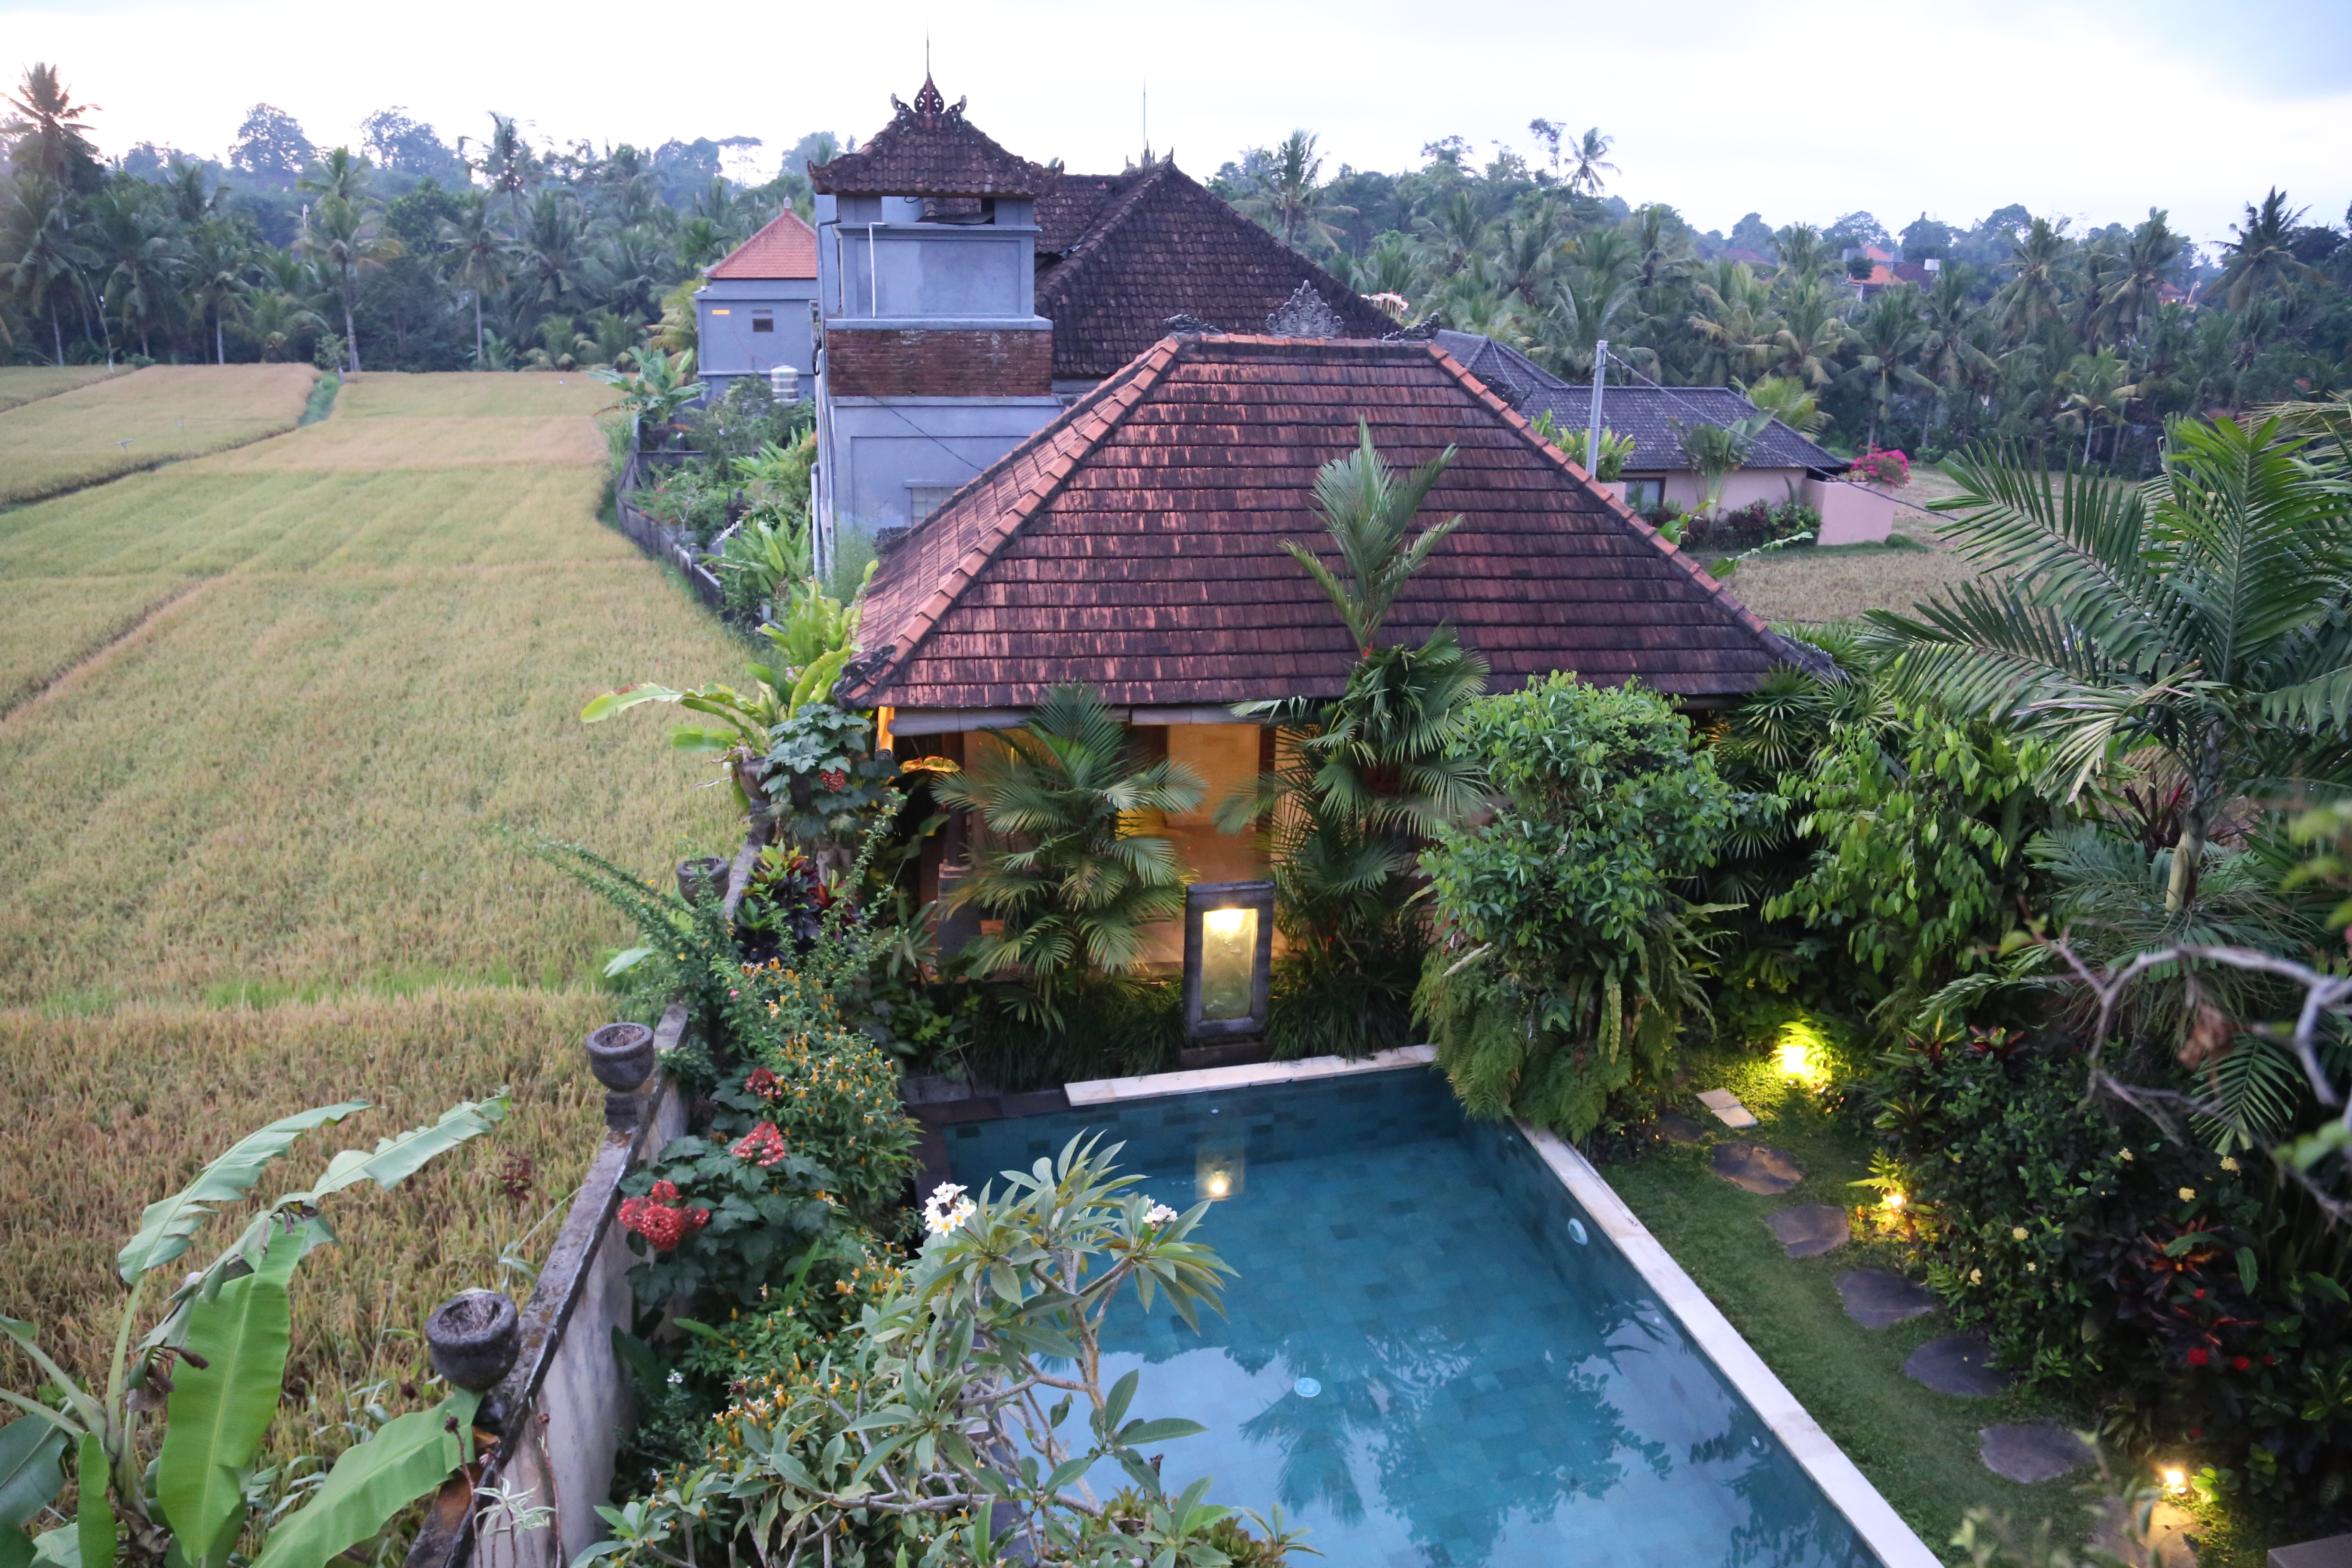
2178,1187 -> 2196,1201
2119,1149 -> 2134,1161
2026,1262 -> 2037,1273
1969,1268 -> 1982,1285
2012,1226 -> 2028,1240
2220,1156 -> 2241,1172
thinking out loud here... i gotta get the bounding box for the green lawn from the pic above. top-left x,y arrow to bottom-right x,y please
1602,1049 -> 2091,1562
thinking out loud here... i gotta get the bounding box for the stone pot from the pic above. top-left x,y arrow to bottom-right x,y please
675,856 -> 729,906
426,1290 -> 520,1392
585,1021 -> 657,1090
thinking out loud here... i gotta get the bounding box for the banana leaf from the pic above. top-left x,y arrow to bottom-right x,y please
247,1391 -> 477,1568
0,1418 -> 67,1568
116,1104 -> 369,1283
156,1228 -> 303,1568
74,1435 -> 113,1568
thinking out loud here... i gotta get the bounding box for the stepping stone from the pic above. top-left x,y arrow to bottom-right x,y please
1979,1422 -> 2093,1483
1711,1142 -> 1802,1195
1905,1333 -> 2014,1397
1838,1268 -> 1938,1329
1696,1088 -> 1758,1128
1656,1110 -> 1707,1145
1764,1204 -> 1849,1257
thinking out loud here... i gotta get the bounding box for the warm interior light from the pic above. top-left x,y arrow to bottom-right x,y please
2162,1467 -> 2188,1494
1197,906 -> 1258,1022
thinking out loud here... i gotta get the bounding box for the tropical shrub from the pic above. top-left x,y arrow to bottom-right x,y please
0,1100 -> 505,1568
1849,445 -> 1910,486
584,1139 -> 1299,1568
1416,675 -> 1733,1138
1865,1036 -> 2352,1513
931,685 -> 1203,1024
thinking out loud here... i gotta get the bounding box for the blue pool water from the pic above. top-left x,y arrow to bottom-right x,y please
944,1068 -> 1880,1568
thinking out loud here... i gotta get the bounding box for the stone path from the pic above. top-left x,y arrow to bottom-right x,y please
1656,1110 -> 1707,1145
1764,1204 -> 1849,1257
1710,1141 -> 1802,1194
1837,1268 -> 1937,1329
1978,1422 -> 2092,1483
1697,1087 -> 1759,1128
1904,1333 -> 2016,1397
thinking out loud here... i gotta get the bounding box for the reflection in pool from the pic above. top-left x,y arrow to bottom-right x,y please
945,1069 -> 1880,1568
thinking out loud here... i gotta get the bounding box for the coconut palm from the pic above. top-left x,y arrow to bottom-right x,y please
514,188 -> 590,314
1686,258 -> 1778,385
464,112 -> 543,228
437,190 -> 510,365
0,173 -> 89,364
87,182 -> 181,358
299,168 -> 402,373
1864,415 -> 2352,913
1844,287 -> 1934,446
1996,215 -> 2073,340
1769,223 -> 1835,284
1765,278 -> 1847,390
2213,189 -> 2312,312
185,219 -> 251,364
1232,130 -> 1355,252
1741,374 -> 1827,436
1564,128 -> 1617,198
2,63 -> 103,191
2056,347 -> 2134,462
2090,208 -> 2184,343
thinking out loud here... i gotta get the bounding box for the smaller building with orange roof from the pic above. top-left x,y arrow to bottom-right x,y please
697,210 -> 821,393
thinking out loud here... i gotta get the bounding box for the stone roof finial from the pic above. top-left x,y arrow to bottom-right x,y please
1265,281 -> 1348,340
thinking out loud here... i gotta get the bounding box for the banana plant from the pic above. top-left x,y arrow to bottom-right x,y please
0,1098 -> 506,1568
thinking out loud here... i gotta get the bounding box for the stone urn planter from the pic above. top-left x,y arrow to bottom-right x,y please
426,1289 -> 520,1392
585,1021 -> 657,1091
675,856 -> 729,906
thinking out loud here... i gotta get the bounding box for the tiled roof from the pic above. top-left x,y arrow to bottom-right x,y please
1433,332 -> 1845,475
836,335 -> 1804,712
707,210 -> 819,280
1031,162 -> 1398,382
808,76 -> 1060,198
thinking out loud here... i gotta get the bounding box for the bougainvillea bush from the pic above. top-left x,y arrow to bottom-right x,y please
1849,445 -> 1910,487
1867,1033 -> 2352,1509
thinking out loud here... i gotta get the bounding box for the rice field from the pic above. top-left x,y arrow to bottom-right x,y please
0,364 -> 113,412
1719,463 -> 1999,627
0,363 -> 318,503
0,371 -> 748,1441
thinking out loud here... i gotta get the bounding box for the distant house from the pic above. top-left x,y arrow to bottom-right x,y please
696,211 -> 821,394
1430,331 -> 1894,544
802,77 -> 1396,548
838,332 -> 1822,925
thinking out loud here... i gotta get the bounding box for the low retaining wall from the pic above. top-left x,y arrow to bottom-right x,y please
613,452 -> 727,613
404,999 -> 692,1568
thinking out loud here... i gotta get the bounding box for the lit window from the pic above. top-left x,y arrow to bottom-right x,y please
709,308 -> 730,315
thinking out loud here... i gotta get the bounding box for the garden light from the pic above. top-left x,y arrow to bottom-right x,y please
1182,881 -> 1275,1042
1775,1020 -> 1831,1086
1883,1192 -> 1904,1210
2162,1467 -> 2188,1494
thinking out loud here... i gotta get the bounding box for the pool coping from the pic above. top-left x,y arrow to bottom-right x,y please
1066,1049 -> 1939,1568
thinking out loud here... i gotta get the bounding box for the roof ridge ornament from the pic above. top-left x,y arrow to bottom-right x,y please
1264,281 -> 1348,340
891,74 -> 967,130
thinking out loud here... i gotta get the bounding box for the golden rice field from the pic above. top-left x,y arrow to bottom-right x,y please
0,363 -> 318,503
0,371 -> 748,1447
0,364 -> 113,412
1715,462 -> 1999,627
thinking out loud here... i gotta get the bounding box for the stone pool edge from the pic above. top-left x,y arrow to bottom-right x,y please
1517,1122 -> 1942,1568
1066,1044 -> 1440,1104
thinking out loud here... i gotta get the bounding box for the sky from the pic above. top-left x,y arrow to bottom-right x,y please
5,0 -> 2349,252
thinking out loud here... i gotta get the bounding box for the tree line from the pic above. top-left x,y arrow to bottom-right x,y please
1214,126 -> 2352,463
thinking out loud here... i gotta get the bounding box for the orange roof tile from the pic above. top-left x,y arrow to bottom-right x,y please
708,211 -> 819,280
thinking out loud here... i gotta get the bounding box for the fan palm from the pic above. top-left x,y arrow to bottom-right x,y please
1863,415 -> 2352,913
932,685 -> 1204,1022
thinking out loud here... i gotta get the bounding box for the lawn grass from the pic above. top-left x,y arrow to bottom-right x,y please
0,363 -> 318,503
0,370 -> 750,1476
1602,1050 -> 2090,1563
0,365 -> 113,412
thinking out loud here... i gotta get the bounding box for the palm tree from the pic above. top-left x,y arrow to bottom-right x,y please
1564,128 -> 1618,198
0,173 -> 88,364
2213,189 -> 2311,312
437,190 -> 510,365
2091,208 -> 2184,343
1864,416 -> 2352,913
2056,347 -> 2133,462
1741,374 -> 1827,435
1845,287 -> 1934,447
1687,258 -> 1779,385
515,188 -> 589,315
1766,278 -> 1847,390
298,158 -> 401,373
464,113 -> 543,229
2,64 -> 103,191
1995,215 -> 2072,339
1770,223 -> 1835,284
1231,130 -> 1355,251
86,183 -> 181,359
930,685 -> 1204,1023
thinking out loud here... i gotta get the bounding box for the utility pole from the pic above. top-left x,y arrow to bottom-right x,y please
1587,339 -> 1608,475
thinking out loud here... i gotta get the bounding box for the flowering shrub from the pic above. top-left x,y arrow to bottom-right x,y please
1867,1039 -> 2352,1508
616,1125 -> 838,1309
618,1179 -> 713,1253
1850,445 -> 1910,487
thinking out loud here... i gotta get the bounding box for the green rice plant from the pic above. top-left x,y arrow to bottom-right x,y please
0,365 -> 318,503
0,366 -> 111,413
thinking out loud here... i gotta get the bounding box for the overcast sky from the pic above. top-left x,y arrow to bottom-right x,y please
6,0 -> 2348,252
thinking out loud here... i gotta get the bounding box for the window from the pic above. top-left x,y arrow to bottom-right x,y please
908,484 -> 957,522
1622,476 -> 1666,511
708,308 -> 730,315
751,311 -> 774,334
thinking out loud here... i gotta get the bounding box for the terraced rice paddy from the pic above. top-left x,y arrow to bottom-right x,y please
0,371 -> 748,1454
0,362 -> 318,502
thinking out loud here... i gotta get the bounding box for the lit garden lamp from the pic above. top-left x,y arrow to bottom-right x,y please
1181,880 -> 1274,1047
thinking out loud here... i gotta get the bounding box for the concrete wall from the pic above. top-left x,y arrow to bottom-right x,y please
1632,467 -> 1813,515
816,195 -> 1042,324
827,395 -> 1061,533
696,278 -> 818,382
1804,477 -> 1899,545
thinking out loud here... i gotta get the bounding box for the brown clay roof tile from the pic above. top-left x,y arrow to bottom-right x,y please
706,210 -> 819,280
808,77 -> 1060,199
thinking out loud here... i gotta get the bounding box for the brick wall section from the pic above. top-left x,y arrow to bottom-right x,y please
826,327 -> 1054,397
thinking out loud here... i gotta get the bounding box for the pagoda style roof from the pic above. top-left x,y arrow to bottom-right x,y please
837,334 -> 1808,714
808,77 -> 1060,199
1032,160 -> 1399,382
706,210 -> 818,280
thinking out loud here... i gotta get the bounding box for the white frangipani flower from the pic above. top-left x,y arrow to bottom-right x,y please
923,1182 -> 976,1237
1143,1200 -> 1178,1226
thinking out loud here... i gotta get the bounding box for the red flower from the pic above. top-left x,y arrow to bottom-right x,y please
746,1067 -> 781,1099
732,1122 -> 790,1168
819,768 -> 848,792
619,1181 -> 712,1253
2193,1288 -> 2205,1299
650,1179 -> 681,1205
2232,1356 -> 2251,1372
2186,1348 -> 2210,1367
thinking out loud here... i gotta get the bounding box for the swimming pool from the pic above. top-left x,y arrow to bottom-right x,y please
943,1063 -> 1893,1568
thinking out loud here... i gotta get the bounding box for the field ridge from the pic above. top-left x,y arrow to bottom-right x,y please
0,576 -> 215,719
